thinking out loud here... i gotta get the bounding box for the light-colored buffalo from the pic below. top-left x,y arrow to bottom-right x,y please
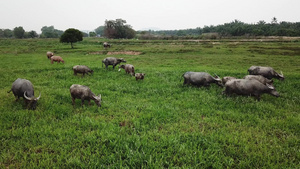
135,73 -> 145,81
103,42 -> 111,48
243,75 -> 273,86
73,65 -> 93,76
248,66 -> 284,80
70,84 -> 101,107
222,76 -> 237,85
119,64 -> 135,76
47,51 -> 54,59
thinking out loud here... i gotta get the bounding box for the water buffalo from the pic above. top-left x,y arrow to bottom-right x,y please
248,66 -> 284,80
135,73 -> 145,81
243,75 -> 273,86
182,72 -> 223,87
103,42 -> 111,48
70,84 -> 101,107
73,65 -> 93,76
223,79 -> 279,101
47,51 -> 54,59
119,64 -> 135,76
51,56 -> 64,64
8,78 -> 41,110
222,76 -> 237,85
102,57 -> 126,69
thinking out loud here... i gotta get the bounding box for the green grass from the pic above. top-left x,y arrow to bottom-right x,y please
0,38 -> 299,168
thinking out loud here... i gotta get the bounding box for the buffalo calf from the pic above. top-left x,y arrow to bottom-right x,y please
135,73 -> 145,81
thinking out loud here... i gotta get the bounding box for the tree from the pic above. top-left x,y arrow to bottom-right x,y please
40,26 -> 63,38
60,28 -> 83,48
89,32 -> 96,37
94,26 -> 104,36
104,19 -> 136,39
3,29 -> 13,38
271,17 -> 278,24
13,26 -> 25,38
28,31 -> 38,38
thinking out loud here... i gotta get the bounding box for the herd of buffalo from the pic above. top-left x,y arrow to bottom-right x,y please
8,44 -> 285,110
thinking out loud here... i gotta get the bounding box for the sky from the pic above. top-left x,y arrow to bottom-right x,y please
1,0 -> 299,33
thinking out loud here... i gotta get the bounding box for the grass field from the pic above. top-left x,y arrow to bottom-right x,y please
0,38 -> 299,168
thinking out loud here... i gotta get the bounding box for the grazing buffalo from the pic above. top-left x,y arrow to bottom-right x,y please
51,56 -> 64,64
70,84 -> 101,107
73,65 -> 93,76
102,57 -> 126,69
248,66 -> 284,80
119,64 -> 135,76
8,78 -> 41,110
135,73 -> 145,81
103,42 -> 111,48
243,75 -> 273,86
222,76 -> 237,85
223,79 -> 279,101
47,51 -> 54,59
182,72 -> 223,87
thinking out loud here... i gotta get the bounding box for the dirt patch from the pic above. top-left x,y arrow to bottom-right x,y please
107,51 -> 142,55
89,51 -> 105,55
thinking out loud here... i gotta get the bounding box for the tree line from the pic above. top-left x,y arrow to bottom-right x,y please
138,18 -> 300,39
1,18 -> 300,39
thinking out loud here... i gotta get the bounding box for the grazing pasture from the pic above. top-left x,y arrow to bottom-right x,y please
0,38 -> 299,168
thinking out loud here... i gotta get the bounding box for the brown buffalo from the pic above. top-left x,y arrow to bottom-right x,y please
51,56 -> 64,64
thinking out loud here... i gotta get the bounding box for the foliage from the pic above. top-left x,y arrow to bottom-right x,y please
40,26 -> 64,38
13,26 -> 25,39
89,32 -> 96,37
0,38 -> 299,168
94,26 -> 104,36
138,19 -> 300,38
104,19 -> 136,39
27,31 -> 39,38
60,28 -> 83,48
0,29 -> 13,38
81,31 -> 89,37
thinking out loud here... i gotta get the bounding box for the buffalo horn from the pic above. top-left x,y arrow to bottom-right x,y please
36,92 -> 41,100
214,73 -> 220,79
266,83 -> 274,90
24,91 -> 32,100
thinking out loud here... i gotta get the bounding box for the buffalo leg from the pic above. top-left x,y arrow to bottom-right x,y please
81,99 -> 85,107
72,97 -> 75,105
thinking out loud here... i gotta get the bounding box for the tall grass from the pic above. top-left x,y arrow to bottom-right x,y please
0,38 -> 299,168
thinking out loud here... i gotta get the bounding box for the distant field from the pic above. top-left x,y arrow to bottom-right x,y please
0,38 -> 299,168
